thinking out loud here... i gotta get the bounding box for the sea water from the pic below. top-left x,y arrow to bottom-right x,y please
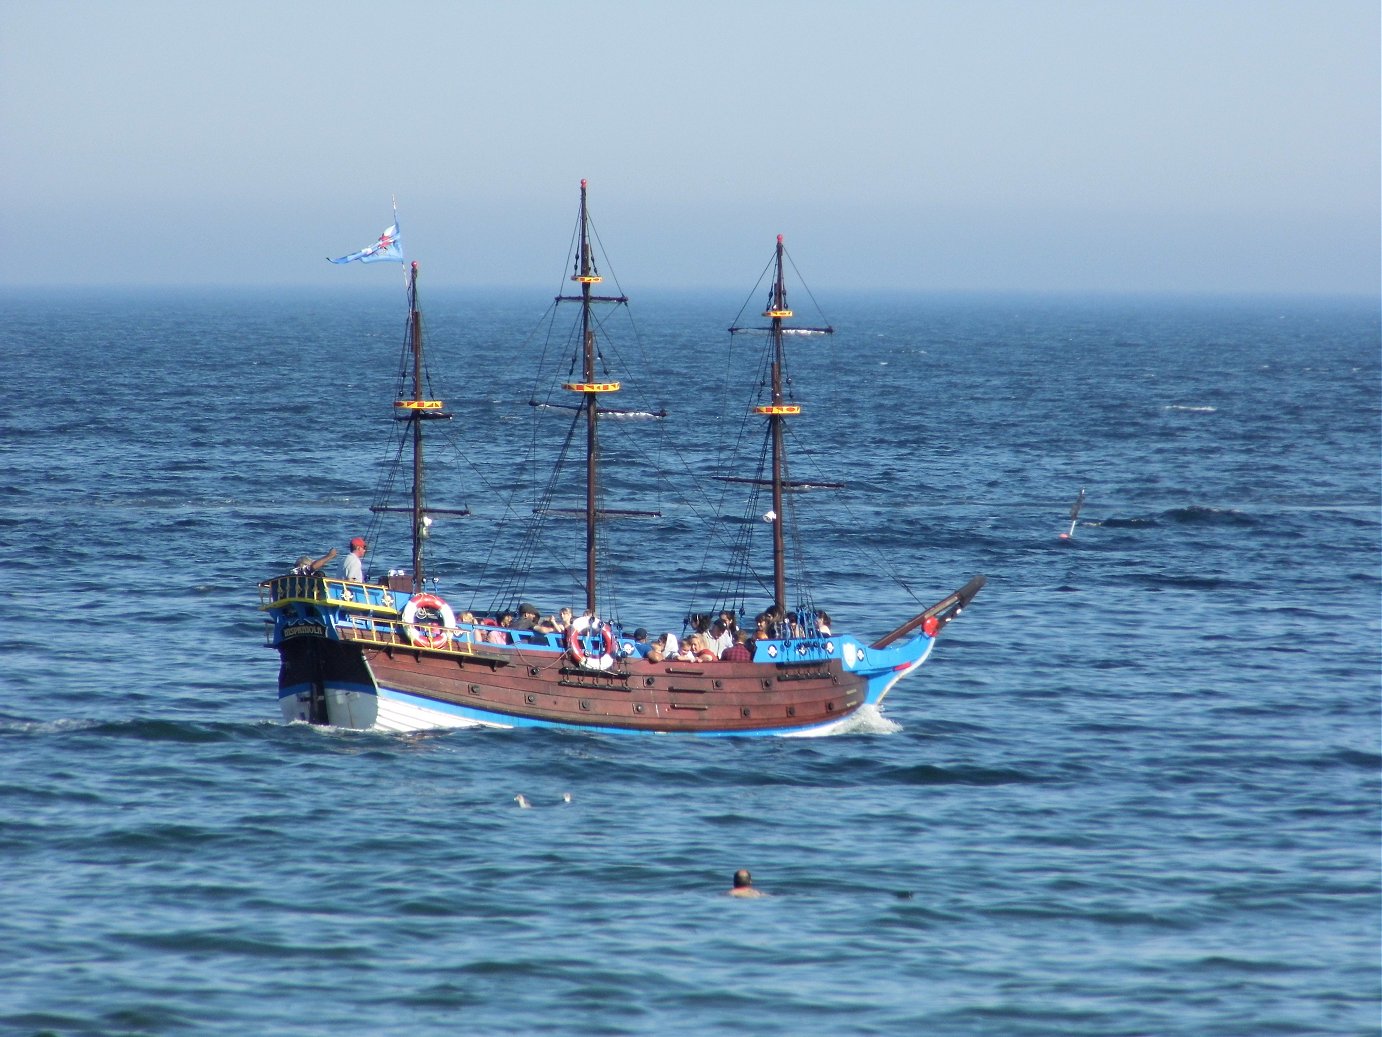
0,287 -> 1378,1036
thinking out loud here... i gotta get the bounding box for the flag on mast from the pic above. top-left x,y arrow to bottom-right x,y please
328,207 -> 404,264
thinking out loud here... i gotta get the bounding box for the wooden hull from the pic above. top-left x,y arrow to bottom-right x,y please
366,643 -> 866,735
264,574 -> 984,736
278,632 -> 871,735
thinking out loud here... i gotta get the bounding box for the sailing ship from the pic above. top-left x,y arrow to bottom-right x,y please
259,182 -> 984,735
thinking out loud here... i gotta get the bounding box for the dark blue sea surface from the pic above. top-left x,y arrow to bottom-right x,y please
1,286 -> 1378,1036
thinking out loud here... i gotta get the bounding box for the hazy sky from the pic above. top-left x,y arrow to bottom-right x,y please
2,0 -> 1377,294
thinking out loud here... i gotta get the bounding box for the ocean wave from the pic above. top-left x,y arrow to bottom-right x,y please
1097,507 -> 1261,530
1163,505 -> 1259,526
883,762 -> 1048,786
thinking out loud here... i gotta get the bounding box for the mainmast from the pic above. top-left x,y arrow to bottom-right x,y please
557,180 -> 627,615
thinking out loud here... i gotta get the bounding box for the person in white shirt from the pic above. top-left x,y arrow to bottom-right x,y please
342,536 -> 367,582
707,618 -> 733,657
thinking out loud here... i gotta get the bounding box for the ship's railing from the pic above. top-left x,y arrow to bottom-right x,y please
334,612 -> 566,658
259,576 -> 581,658
337,614 -> 482,656
258,574 -> 403,615
750,636 -> 841,664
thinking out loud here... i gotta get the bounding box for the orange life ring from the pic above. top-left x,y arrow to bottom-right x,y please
566,616 -> 616,670
564,623 -> 584,661
402,593 -> 455,649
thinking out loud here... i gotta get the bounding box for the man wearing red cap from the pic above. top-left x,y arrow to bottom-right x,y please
343,536 -> 367,582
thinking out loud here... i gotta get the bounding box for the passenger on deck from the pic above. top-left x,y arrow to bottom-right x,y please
512,603 -> 541,630
765,605 -> 794,638
718,609 -> 738,637
815,610 -> 832,635
763,605 -> 801,638
689,634 -> 718,663
478,613 -> 510,644
707,619 -> 732,657
552,607 -> 574,632
755,612 -> 774,639
629,628 -> 650,656
291,547 -> 337,576
451,611 -> 478,644
647,632 -> 678,663
721,629 -> 753,662
342,537 -> 367,582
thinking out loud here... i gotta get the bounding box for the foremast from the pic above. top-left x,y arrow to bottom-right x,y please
763,236 -> 798,610
556,179 -> 628,615
731,235 -> 835,614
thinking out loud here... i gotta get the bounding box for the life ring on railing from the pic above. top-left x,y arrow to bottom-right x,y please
566,615 -> 616,671
402,593 -> 455,649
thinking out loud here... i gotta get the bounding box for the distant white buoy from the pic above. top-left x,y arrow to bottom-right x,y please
561,792 -> 572,803
514,794 -> 532,809
763,510 -> 777,523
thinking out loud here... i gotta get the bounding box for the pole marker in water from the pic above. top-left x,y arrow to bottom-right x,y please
1059,487 -> 1086,540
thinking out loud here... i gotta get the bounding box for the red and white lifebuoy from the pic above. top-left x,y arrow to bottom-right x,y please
402,593 -> 455,649
566,615 -> 616,671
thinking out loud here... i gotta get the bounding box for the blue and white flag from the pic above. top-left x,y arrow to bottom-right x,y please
328,215 -> 404,264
